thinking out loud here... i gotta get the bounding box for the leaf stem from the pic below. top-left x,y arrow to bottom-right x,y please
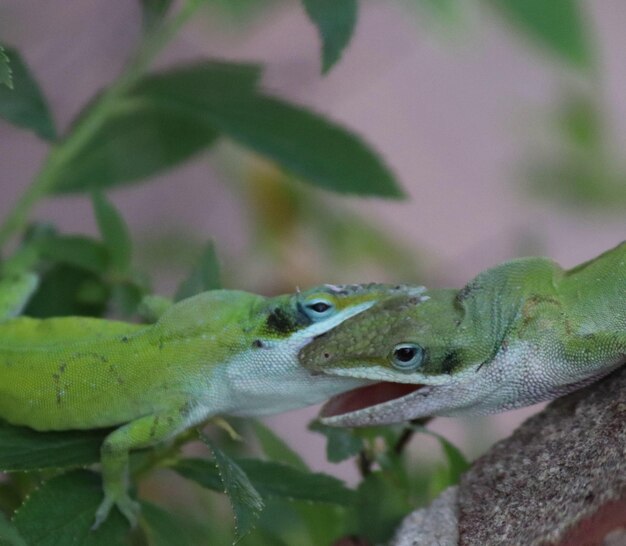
0,0 -> 203,251
393,417 -> 432,455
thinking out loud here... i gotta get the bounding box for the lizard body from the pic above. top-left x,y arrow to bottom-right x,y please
0,280 -> 420,526
299,242 -> 626,426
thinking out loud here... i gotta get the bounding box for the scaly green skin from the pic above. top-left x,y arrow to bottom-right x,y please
300,242 -> 626,426
0,280 -> 421,527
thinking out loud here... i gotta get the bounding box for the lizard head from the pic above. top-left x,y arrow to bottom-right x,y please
256,283 -> 428,343
298,289 -> 496,426
221,283 -> 428,417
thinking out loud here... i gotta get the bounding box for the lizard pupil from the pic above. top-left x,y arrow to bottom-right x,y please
309,302 -> 331,313
394,347 -> 417,362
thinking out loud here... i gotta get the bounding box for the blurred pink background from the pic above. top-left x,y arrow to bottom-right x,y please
1,0 -> 624,483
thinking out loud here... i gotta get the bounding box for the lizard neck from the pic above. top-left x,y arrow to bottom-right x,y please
205,338 -> 370,417
455,257 -> 562,367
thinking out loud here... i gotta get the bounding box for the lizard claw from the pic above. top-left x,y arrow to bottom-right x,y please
92,494 -> 140,530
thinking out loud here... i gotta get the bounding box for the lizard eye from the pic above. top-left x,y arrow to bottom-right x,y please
303,298 -> 335,321
390,343 -> 424,371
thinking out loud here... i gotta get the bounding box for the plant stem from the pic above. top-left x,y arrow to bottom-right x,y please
357,450 -> 373,477
393,417 -> 432,455
0,0 -> 204,251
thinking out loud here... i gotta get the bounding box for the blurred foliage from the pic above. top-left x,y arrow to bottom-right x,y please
140,0 -> 174,32
229,158 -> 421,291
0,45 -> 13,90
489,0 -> 591,67
174,241 -> 221,301
46,61 -> 400,197
0,0 -> 613,544
303,0 -> 358,74
528,93 -> 626,207
408,0 -> 625,211
0,416 -> 455,545
0,46 -> 55,140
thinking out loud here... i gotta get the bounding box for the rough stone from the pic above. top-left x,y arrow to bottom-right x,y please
391,365 -> 626,545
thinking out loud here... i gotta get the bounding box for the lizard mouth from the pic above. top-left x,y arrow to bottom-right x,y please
320,382 -> 424,419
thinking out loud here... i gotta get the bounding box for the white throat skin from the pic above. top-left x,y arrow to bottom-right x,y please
205,301 -> 379,417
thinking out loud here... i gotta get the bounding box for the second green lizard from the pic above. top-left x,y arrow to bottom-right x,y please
300,242 -> 626,426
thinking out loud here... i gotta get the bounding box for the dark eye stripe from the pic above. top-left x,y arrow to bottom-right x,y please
441,350 -> 461,374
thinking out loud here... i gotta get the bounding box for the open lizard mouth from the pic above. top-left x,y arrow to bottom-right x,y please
320,382 -> 424,419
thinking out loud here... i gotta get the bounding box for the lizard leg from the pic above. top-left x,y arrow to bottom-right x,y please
93,405 -> 192,529
0,273 -> 38,322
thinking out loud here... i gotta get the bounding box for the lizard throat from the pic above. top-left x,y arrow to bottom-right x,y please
319,382 -> 423,419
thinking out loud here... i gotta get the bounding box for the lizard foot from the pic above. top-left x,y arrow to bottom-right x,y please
92,493 -> 140,530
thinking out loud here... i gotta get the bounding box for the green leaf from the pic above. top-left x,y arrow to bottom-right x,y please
140,0 -> 174,32
36,234 -> 109,273
50,99 -> 219,193
175,241 -> 221,301
39,235 -> 109,273
200,437 -> 265,543
13,471 -> 128,545
173,458 -> 222,491
52,60 -> 400,197
355,471 -> 411,543
0,482 -> 23,517
182,94 -> 402,197
207,0 -> 280,23
141,501 -> 196,546
426,434 -> 469,497
437,434 -> 469,482
132,60 -> 262,98
428,463 -> 452,499
240,459 -> 356,505
302,0 -> 358,73
0,510 -> 27,546
412,427 -> 469,497
93,192 -> 132,273
109,281 -> 145,317
251,420 -> 308,471
414,426 -> 469,482
0,46 -> 12,89
309,421 -> 364,463
291,502 -> 346,546
175,457 -> 356,505
0,420 -> 104,471
50,61 -> 261,194
414,0 -> 464,27
24,264 -> 109,318
489,0 -> 591,67
134,61 -> 402,197
0,272 -> 38,321
251,499 -> 304,546
0,46 -> 56,139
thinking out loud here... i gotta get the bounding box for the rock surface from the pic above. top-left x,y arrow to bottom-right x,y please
392,365 -> 626,545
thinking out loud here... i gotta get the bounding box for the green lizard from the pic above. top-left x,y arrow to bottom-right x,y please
300,242 -> 626,426
0,277 -> 419,527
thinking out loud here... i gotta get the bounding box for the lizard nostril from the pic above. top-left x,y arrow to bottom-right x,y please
324,353 -> 330,359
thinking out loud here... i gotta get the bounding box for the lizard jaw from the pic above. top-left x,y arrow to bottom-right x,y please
319,382 -> 426,426
317,357 -> 625,427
